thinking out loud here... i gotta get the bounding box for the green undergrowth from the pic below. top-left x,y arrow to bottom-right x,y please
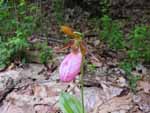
52,0 -> 64,24
39,43 -> 53,64
100,15 -> 125,50
119,61 -> 141,92
0,1 -> 52,68
0,31 -> 28,68
93,15 -> 150,91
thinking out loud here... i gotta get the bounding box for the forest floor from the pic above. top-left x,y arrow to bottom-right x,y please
0,55 -> 149,113
0,2 -> 150,113
0,31 -> 150,113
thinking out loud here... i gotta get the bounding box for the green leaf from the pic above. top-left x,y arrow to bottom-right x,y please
59,92 -> 83,113
39,44 -> 52,64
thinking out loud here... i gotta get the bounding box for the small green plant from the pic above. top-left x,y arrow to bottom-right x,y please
52,0 -> 64,24
100,15 -> 124,50
0,30 -> 29,68
87,63 -> 96,73
39,44 -> 53,64
120,61 -> 141,92
120,61 -> 133,75
128,25 -> 150,62
128,75 -> 141,92
100,0 -> 110,16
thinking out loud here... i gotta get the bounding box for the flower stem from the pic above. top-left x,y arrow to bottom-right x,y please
80,56 -> 85,113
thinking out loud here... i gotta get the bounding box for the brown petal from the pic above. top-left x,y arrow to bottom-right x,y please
80,41 -> 87,56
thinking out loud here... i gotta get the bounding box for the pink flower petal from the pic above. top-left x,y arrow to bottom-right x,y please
59,52 -> 82,82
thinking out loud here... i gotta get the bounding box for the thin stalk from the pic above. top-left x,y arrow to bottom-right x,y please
80,56 -> 85,113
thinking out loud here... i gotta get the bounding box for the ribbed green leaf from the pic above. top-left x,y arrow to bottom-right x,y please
59,92 -> 82,113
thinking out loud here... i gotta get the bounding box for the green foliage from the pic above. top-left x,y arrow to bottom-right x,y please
0,1 -> 37,41
52,0 -> 64,24
87,63 -> 96,73
128,25 -> 150,62
100,15 -> 124,50
118,25 -> 150,92
99,0 -> 110,16
89,16 -> 149,92
99,16 -> 149,92
0,31 -> 29,68
0,1 -> 43,67
0,43 -> 10,68
120,61 -> 141,92
120,61 -> 133,75
128,75 -> 141,93
39,44 -> 52,64
59,92 -> 83,113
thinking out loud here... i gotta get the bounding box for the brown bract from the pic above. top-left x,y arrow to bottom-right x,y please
60,26 -> 87,55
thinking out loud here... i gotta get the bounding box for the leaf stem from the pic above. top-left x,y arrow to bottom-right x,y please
80,56 -> 85,113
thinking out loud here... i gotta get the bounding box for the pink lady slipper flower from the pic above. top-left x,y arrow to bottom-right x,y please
59,26 -> 87,82
59,52 -> 82,82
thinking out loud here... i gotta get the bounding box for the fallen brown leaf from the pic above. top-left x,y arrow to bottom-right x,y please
137,80 -> 150,94
93,94 -> 132,113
